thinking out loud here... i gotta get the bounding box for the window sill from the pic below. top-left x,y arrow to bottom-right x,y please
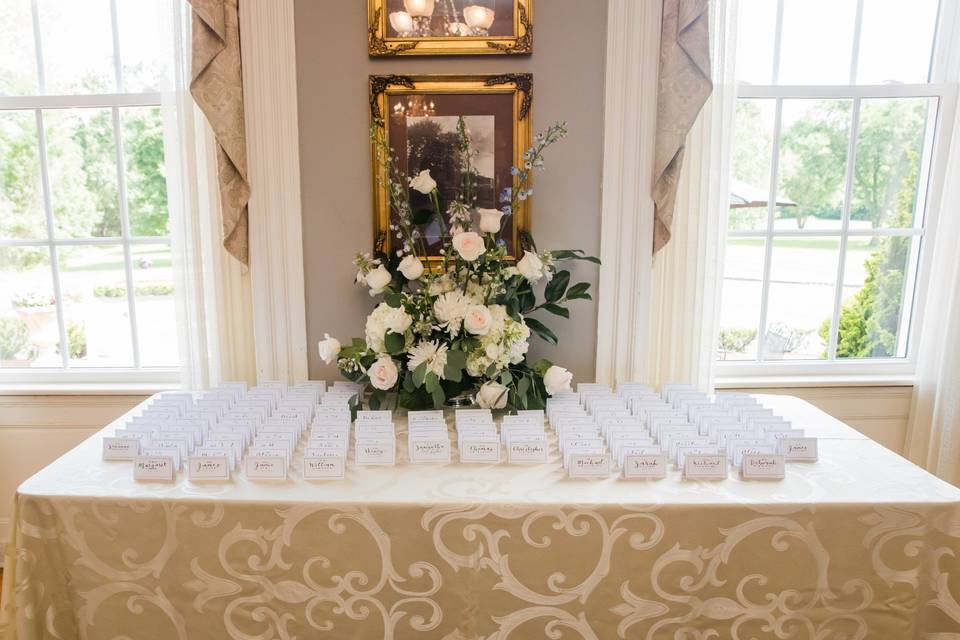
715,374 -> 915,389
0,382 -> 178,396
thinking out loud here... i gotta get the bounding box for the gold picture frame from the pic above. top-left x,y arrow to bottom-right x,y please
370,73 -> 533,260
368,0 -> 532,57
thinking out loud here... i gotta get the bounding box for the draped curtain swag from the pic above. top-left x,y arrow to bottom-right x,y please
187,0 -> 250,265
652,0 -> 713,254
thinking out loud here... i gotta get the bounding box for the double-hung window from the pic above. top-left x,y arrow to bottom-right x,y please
716,0 -> 958,378
0,0 -> 180,384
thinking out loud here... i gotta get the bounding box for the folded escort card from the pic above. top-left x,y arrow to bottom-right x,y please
102,437 -> 140,461
245,455 -> 288,480
622,453 -> 667,479
303,455 -> 345,479
355,438 -> 396,465
408,436 -> 451,463
778,437 -> 818,461
187,455 -> 231,481
133,456 -> 175,481
567,453 -> 610,478
459,438 -> 501,463
683,453 -> 728,479
741,453 -> 786,479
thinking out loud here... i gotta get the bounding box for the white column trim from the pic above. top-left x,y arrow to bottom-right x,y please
239,0 -> 309,383
594,0 -> 661,385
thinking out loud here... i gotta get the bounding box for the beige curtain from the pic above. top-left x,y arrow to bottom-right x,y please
187,0 -> 250,265
652,0 -> 713,254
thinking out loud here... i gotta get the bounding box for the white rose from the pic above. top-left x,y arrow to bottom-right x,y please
398,255 -> 424,280
452,231 -> 485,262
384,307 -> 412,335
367,356 -> 399,390
463,304 -> 493,336
543,365 -> 573,396
317,333 -> 341,365
476,381 -> 508,409
478,208 -> 504,234
516,251 -> 545,283
409,169 -> 437,194
365,265 -> 392,295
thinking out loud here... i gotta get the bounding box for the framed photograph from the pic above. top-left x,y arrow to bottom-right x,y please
370,74 -> 532,259
368,0 -> 532,56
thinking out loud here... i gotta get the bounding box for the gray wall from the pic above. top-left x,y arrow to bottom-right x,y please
295,0 -> 607,383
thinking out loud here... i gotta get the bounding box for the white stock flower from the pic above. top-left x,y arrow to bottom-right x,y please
368,356 -> 399,390
317,333 -> 341,365
543,365 -> 573,396
407,340 -> 448,378
384,307 -> 413,335
409,169 -> 437,194
516,251 -> 545,283
398,255 -> 424,280
476,381 -> 508,409
365,265 -> 392,295
464,305 -> 493,336
433,291 -> 469,335
452,231 -> 485,262
477,208 -> 504,234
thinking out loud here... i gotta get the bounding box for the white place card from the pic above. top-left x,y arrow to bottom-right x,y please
778,437 -> 819,461
683,453 -> 728,479
741,453 -> 786,479
102,437 -> 140,460
409,437 -> 451,463
141,446 -> 181,469
460,439 -> 501,463
187,455 -> 231,481
355,438 -> 396,465
568,453 -> 610,478
623,454 -> 667,479
133,456 -> 175,481
303,455 -> 345,480
245,456 -> 288,480
507,440 -> 549,464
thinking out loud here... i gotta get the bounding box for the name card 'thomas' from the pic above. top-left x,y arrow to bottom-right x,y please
683,453 -> 728,480
303,455 -> 346,480
568,453 -> 610,478
622,453 -> 667,479
355,439 -> 396,465
133,456 -> 175,481
460,439 -> 501,463
507,440 -> 548,464
102,437 -> 140,460
187,456 -> 231,481
778,437 -> 819,461
741,453 -> 786,479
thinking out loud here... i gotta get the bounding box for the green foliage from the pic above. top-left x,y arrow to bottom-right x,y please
11,291 -> 55,307
0,316 -> 32,360
55,321 -> 87,360
717,328 -> 756,359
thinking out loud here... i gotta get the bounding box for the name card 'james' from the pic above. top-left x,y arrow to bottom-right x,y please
623,453 -> 667,479
568,453 -> 610,478
741,453 -> 786,479
103,437 -> 140,461
133,456 -> 174,481
187,456 -> 231,481
683,453 -> 728,480
507,440 -> 548,464
245,456 -> 288,480
303,455 -> 345,479
778,437 -> 818,461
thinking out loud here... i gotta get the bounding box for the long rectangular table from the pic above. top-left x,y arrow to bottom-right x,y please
2,394 -> 959,639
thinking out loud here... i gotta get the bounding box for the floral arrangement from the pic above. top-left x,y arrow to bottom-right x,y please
318,120 -> 599,411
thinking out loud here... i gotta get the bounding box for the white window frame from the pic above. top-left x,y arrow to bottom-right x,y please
0,0 -> 180,386
716,0 -> 959,382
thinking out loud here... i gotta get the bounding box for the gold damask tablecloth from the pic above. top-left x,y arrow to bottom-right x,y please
2,395 -> 959,639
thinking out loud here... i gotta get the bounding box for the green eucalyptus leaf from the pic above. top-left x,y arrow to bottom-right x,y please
566,282 -> 592,300
551,249 -> 602,264
542,303 -> 569,318
544,270 -> 570,302
525,317 -> 558,345
425,372 -> 440,393
413,361 -> 428,387
383,292 -> 402,308
444,362 -> 463,383
445,349 -> 467,370
500,370 -> 513,386
384,331 -> 405,355
431,385 -> 445,408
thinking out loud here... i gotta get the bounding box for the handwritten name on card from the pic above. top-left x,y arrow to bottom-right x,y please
683,454 -> 728,480
133,456 -> 174,481
507,441 -> 548,464
409,439 -> 451,463
623,454 -> 667,479
460,440 -> 501,463
303,456 -> 346,480
568,454 -> 610,478
187,456 -> 231,481
102,437 -> 140,460
778,437 -> 818,461
245,456 -> 288,480
741,453 -> 786,479
355,439 -> 396,465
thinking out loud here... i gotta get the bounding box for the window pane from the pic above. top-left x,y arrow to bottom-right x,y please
0,246 -> 55,367
778,0 -> 857,85
857,0 -> 939,84
116,0 -> 173,92
44,108 -> 120,239
735,0 -> 776,85
835,235 -> 913,359
0,0 -> 39,95
0,110 -> 46,240
717,238 -> 765,361
777,99 -> 851,231
851,98 -> 933,230
729,99 -> 775,231
57,244 -> 134,367
763,237 -> 840,360
131,243 -> 177,367
122,107 -> 169,237
36,0 -> 116,94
